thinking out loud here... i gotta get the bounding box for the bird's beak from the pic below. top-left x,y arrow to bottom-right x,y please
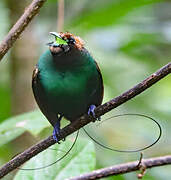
49,32 -> 61,39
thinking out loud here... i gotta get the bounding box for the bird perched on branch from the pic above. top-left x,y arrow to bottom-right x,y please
32,32 -> 103,142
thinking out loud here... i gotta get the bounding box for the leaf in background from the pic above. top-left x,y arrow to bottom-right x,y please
68,0 -> 162,31
0,1 -> 11,122
119,33 -> 171,66
0,85 -> 11,122
0,110 -> 50,146
14,138 -> 96,180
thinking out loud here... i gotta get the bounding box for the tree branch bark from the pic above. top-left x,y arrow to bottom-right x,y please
0,62 -> 170,178
57,0 -> 64,32
69,155 -> 171,180
0,0 -> 47,61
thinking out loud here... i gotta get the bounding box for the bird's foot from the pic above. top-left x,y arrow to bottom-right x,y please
88,105 -> 101,122
53,118 -> 63,143
53,115 -> 65,143
88,105 -> 96,118
53,129 -> 65,143
53,124 -> 60,143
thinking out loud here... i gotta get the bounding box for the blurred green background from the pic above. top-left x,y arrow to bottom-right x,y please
0,0 -> 171,179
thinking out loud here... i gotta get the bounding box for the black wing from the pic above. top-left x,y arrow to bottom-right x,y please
32,66 -> 57,127
87,60 -> 104,107
94,60 -> 104,105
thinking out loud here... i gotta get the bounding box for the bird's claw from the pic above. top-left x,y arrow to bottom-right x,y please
53,129 -> 66,142
88,105 -> 101,121
88,105 -> 96,117
62,137 -> 66,141
53,129 -> 60,143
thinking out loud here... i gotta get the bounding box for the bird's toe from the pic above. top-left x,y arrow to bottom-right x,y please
52,123 -> 61,143
88,104 -> 101,121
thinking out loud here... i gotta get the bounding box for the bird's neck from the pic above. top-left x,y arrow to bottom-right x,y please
51,46 -> 88,70
38,48 -> 91,73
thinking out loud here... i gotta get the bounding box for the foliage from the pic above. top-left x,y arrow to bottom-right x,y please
0,110 -> 49,146
14,138 -> 96,180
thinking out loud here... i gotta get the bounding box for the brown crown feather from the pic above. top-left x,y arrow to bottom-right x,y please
59,32 -> 84,50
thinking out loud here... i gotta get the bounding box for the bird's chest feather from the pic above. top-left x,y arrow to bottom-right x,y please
36,49 -> 100,117
39,68 -> 90,101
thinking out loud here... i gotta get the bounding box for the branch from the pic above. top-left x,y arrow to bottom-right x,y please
0,0 -> 47,61
69,155 -> 171,180
57,0 -> 64,32
95,62 -> 171,117
0,62 -> 170,178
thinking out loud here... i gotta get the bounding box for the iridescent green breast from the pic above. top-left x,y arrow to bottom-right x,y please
37,49 -> 102,120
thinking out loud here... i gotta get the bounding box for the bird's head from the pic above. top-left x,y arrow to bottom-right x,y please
47,32 -> 84,54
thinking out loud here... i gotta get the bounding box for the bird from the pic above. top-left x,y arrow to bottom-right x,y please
32,32 -> 104,142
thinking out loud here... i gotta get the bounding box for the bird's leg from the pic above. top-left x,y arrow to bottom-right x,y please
88,105 -> 101,121
53,115 -> 63,143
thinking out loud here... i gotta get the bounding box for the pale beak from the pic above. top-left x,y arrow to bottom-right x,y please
49,32 -> 62,39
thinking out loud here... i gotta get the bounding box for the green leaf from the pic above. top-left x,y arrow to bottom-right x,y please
119,33 -> 171,66
14,138 -> 96,180
0,110 -> 50,146
0,85 -> 11,122
68,0 -> 162,31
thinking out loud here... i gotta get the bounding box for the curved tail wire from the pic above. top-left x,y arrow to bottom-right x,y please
83,113 -> 162,153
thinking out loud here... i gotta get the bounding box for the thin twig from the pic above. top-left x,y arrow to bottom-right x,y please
137,152 -> 146,179
68,155 -> 171,180
0,62 -> 170,178
0,0 -> 47,61
137,152 -> 143,168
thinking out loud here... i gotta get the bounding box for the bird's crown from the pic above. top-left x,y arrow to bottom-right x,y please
48,32 -> 84,50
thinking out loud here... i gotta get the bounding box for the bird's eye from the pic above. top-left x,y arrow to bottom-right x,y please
67,37 -> 75,44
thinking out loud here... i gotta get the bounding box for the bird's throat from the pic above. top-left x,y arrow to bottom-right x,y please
51,46 -> 86,69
